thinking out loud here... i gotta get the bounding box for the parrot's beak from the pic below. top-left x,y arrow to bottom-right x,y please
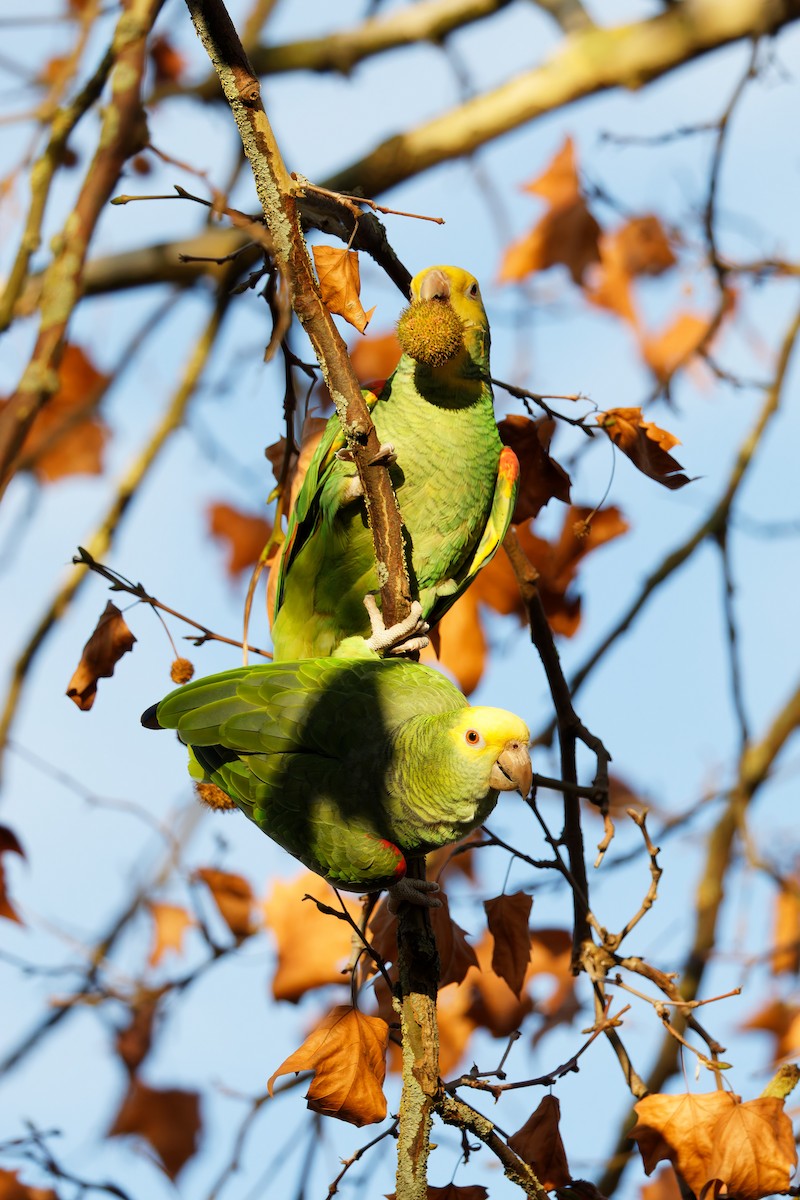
490,741 -> 533,797
419,268 -> 451,302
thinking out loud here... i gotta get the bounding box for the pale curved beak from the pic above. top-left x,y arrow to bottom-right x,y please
490,741 -> 533,797
419,268 -> 450,302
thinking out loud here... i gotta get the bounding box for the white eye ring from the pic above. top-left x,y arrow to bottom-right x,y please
465,728 -> 484,747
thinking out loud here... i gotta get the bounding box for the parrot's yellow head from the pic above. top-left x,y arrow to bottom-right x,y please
410,265 -> 488,334
448,707 -> 532,797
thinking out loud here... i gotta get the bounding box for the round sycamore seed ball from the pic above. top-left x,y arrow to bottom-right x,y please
396,299 -> 463,366
170,657 -> 195,684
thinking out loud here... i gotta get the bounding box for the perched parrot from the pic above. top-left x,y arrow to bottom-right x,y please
270,264 -> 519,660
142,650 -> 531,904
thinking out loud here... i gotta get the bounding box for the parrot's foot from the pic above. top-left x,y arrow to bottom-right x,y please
387,876 -> 442,914
363,595 -> 430,656
369,442 -> 396,467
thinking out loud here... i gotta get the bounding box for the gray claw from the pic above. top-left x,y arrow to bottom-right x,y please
387,877 -> 441,914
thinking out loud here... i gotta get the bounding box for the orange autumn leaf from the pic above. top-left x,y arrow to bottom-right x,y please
641,312 -> 712,383
0,1169 -> 57,1200
498,414 -> 572,522
770,880 -> 800,975
268,1006 -> 388,1126
640,1166 -> 682,1200
629,1091 -> 738,1196
312,246 -> 375,334
420,587 -> 486,697
436,981 -> 479,1076
484,892 -> 533,999
614,215 -> 676,278
4,344 -> 110,482
208,502 -> 271,576
262,872 -> 359,1002
0,825 -> 25,925
147,902 -> 194,967
508,1095 -> 571,1191
66,600 -> 136,711
740,998 -> 800,1062
149,34 -> 186,84
108,1079 -> 201,1179
706,1096 -> 797,1200
466,930 -> 534,1038
369,889 -> 478,988
350,329 -> 402,383
115,993 -> 161,1074
193,867 -> 256,939
597,408 -> 691,490
501,137 -> 601,285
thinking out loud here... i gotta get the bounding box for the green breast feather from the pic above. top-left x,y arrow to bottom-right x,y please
143,655 -> 532,896
270,265 -> 520,661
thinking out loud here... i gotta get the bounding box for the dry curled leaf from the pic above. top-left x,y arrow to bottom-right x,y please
115,993 -> 161,1074
66,601 -> 136,711
706,1097 -> 797,1200
108,1079 -> 201,1179
262,872 -> 359,1002
421,588 -> 486,697
629,1091 -> 739,1196
597,408 -> 691,490
465,930 -> 534,1038
312,245 -> 375,334
0,825 -> 25,925
498,414 -> 572,522
508,1095 -> 571,1191
208,502 -> 271,577
484,892 -> 533,999
193,867 -> 256,939
268,1006 -> 388,1126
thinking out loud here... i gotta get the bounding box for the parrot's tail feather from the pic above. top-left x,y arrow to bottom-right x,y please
141,703 -> 163,730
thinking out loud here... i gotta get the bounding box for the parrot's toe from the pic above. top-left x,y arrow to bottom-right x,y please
369,442 -> 396,467
387,876 -> 442,914
363,596 -> 430,657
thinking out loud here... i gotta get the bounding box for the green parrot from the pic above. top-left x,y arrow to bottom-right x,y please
270,264 -> 519,660
142,650 -> 531,905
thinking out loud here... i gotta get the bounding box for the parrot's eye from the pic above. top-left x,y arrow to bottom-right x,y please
468,282 -> 478,298
465,728 -> 483,746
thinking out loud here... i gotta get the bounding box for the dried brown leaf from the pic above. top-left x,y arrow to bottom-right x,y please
484,892 -> 533,998
420,588 -> 486,697
523,136 -> 581,207
350,330 -> 401,384
630,1091 -> 738,1195
508,1095 -> 571,1190
0,1169 -> 57,1200
115,993 -> 161,1074
313,246 -> 375,334
208,502 -> 271,576
431,891 -> 479,988
597,408 -> 691,490
706,1097 -> 797,1200
108,1079 -> 201,1179
194,867 -> 256,939
268,1006 -> 388,1126
147,902 -> 194,967
642,312 -> 711,384
66,601 -> 136,711
149,34 -> 186,84
262,872 -> 359,1002
466,931 -> 534,1038
614,216 -> 676,278
770,881 -> 800,975
500,201 -> 601,286
498,414 -> 571,522
741,998 -> 800,1062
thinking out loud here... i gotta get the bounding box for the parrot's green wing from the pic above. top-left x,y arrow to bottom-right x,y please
270,266 -> 518,661
154,656 -> 466,890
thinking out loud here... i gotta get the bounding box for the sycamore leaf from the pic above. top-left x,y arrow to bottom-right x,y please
597,408 -> 691,490
629,1091 -> 739,1195
529,928 -> 576,1018
498,415 -> 572,522
499,202 -> 601,286
147,902 -> 194,967
508,1095 -> 571,1191
431,891 -> 480,988
66,601 -> 136,711
770,880 -> 800,975
313,246 -> 375,334
2,344 -> 110,483
523,136 -> 581,207
614,216 -> 676,278
642,312 -> 712,384
706,1097 -> 797,1200
262,872 -> 359,1002
268,1006 -> 388,1126
484,892 -> 533,999
0,1168 -> 57,1200
350,329 -> 401,385
108,1079 -> 201,1179
466,930 -> 534,1038
0,825 -> 25,925
208,502 -> 271,576
193,867 -> 256,939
